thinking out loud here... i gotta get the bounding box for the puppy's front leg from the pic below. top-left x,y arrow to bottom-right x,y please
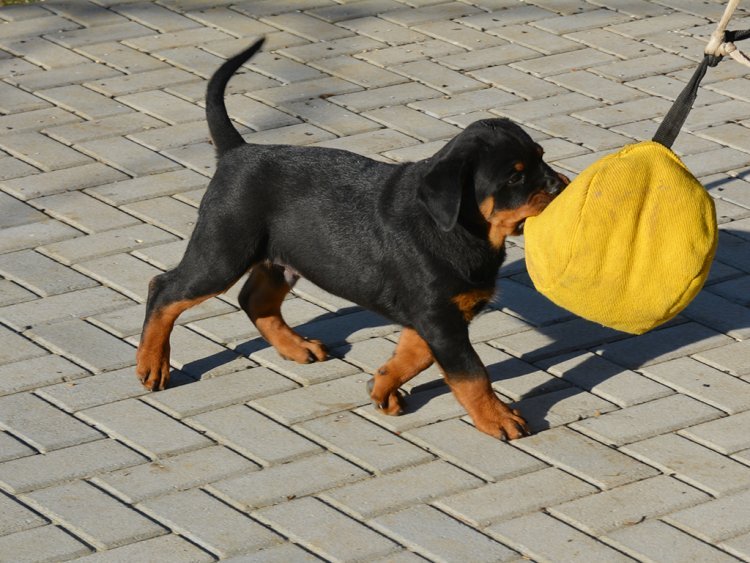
420,320 -> 529,440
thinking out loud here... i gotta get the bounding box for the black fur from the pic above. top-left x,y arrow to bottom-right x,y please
137,40 -> 567,438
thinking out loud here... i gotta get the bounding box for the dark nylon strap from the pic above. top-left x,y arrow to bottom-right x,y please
652,28 -> 750,149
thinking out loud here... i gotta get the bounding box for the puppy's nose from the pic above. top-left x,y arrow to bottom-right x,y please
544,172 -> 569,195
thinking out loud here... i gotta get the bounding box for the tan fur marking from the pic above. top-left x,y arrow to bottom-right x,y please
452,289 -> 495,322
514,161 -> 525,172
370,328 -> 433,415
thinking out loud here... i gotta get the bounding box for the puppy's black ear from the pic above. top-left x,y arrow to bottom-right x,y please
419,142 -> 472,232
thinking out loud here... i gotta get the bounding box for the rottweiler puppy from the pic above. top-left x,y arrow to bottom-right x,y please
136,38 -> 567,440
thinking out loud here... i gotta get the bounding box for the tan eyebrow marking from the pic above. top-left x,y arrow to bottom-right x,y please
514,161 -> 525,172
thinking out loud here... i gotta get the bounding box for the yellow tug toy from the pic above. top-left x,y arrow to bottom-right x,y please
523,0 -> 750,335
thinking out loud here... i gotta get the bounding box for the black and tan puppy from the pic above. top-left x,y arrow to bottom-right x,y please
136,39 -> 567,440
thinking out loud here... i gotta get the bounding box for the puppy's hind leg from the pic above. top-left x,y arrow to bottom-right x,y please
240,262 -> 328,363
136,225 -> 257,391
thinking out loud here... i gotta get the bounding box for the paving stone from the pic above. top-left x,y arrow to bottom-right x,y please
724,531 -> 750,561
357,39 -> 463,67
79,398 -> 211,459
76,253 -> 160,302
392,59 -> 484,94
330,82 -> 442,112
641,357 -> 750,414
491,317 -> 625,362
571,394 -> 722,446
324,460 -> 481,520
0,81 -> 49,114
250,373 -> 370,426
0,250 -> 94,297
404,418 -> 546,482
364,104 -> 462,141
139,488 -> 280,558
436,467 -> 595,527
75,136 -> 180,176
338,15 -> 430,45
371,504 -> 517,562
0,326 -> 46,365
1,163 -> 128,201
481,344 -> 568,401
0,107 -> 81,137
682,290 -> 750,340
548,69 -> 646,103
0,392 -> 101,453
0,526 -> 90,562
413,20 -> 508,52
550,475 -> 709,535
86,67 -> 198,97
531,114 -> 633,151
469,65 -> 567,100
314,128 -> 418,156
409,88 -> 520,118
39,223 -> 177,265
122,196 -> 199,238
188,404 -> 320,466
0,439 -> 145,495
250,347 -> 359,386
0,493 -> 46,536
664,488 -> 750,543
540,352 -> 673,407
492,278 -> 573,327
517,426 -> 658,489
297,411 -> 432,474
74,534 -> 213,563
623,432 -> 750,497
86,170 -> 205,207
355,384 -> 467,433
256,497 -> 398,561
680,410 -> 750,455
33,191 -> 139,234
488,512 -> 633,563
0,354 -> 88,397
209,453 -> 367,510
24,480 -> 165,550
0,280 -> 36,308
595,322 -> 733,369
606,519 -> 739,563
29,319 -> 136,373
0,432 -> 34,463
145,367 -> 296,418
693,339 -> 750,377
0,131 -> 92,171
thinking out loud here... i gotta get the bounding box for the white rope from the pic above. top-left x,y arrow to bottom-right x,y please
704,0 -> 750,68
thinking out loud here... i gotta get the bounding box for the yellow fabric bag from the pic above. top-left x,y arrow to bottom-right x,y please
524,141 -> 718,335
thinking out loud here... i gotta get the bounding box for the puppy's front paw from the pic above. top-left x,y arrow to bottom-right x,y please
278,338 -> 328,364
474,408 -> 530,441
366,378 -> 405,416
135,348 -> 170,391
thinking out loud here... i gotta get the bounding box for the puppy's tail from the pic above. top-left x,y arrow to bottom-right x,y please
206,38 -> 265,157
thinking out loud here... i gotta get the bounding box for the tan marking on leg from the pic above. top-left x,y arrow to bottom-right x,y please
136,295 -> 215,391
370,328 -> 433,415
246,264 -> 327,363
448,376 -> 529,440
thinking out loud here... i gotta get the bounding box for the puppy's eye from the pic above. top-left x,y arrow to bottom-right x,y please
508,171 -> 524,185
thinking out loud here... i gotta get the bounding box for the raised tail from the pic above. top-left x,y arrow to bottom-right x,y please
206,38 -> 265,156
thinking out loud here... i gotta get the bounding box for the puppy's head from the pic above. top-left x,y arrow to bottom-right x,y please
419,118 -> 568,246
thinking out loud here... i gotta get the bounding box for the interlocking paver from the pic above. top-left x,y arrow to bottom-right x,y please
296,411 -> 432,474
488,511 -> 633,563
3,2 -> 750,560
664,488 -> 750,543
606,519 -> 739,563
0,439 -> 144,495
436,467 -> 596,527
209,453 -> 367,511
79,398 -> 211,459
371,504 -> 518,562
404,418 -> 546,482
23,480 -> 165,550
256,497 -> 399,561
571,394 -> 723,446
0,526 -> 91,562
550,475 -> 709,535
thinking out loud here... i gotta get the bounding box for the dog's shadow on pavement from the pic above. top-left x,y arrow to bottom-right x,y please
176,227 -> 749,434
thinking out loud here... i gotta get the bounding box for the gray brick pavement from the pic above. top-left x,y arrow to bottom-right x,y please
1,1 -> 750,560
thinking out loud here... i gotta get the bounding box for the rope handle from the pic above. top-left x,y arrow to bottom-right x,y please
653,0 -> 750,148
